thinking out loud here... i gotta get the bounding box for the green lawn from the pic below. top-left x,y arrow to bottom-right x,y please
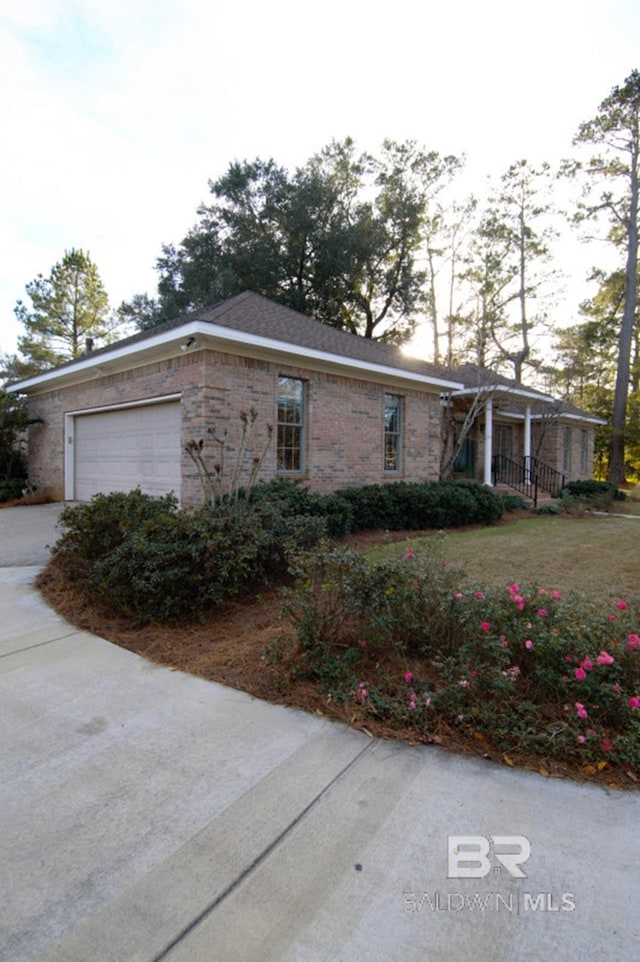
369,515 -> 640,602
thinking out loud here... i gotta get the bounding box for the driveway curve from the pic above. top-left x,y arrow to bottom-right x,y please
0,504 -> 638,962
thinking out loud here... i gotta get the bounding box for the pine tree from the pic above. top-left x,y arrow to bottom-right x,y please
13,248 -> 112,371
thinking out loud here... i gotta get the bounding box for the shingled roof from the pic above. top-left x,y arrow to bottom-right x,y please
8,290 -> 463,391
450,362 -> 604,423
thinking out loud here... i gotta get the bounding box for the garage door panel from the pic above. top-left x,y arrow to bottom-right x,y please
74,403 -> 181,501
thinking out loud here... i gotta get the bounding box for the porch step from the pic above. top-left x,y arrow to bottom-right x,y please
492,484 -> 558,508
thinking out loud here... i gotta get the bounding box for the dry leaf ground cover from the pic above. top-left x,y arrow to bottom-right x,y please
37,507 -> 640,790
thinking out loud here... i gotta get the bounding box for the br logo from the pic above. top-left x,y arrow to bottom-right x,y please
447,835 -> 531,878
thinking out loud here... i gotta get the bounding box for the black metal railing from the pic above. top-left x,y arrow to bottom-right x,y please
525,456 -> 566,499
492,455 -> 566,507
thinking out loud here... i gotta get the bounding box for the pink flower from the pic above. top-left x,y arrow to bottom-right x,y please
616,600 -> 628,611
538,588 -> 547,596
574,668 -> 587,681
580,657 -> 593,672
455,592 -> 464,599
551,590 -> 562,600
425,696 -> 432,708
629,696 -> 640,710
601,741 -> 613,751
586,728 -> 597,736
627,634 -> 640,650
508,583 -> 520,593
577,735 -> 586,744
405,547 -> 415,560
575,702 -> 588,719
596,650 -> 614,666
404,671 -> 414,684
408,691 -> 417,710
537,608 -> 548,617
356,682 -> 369,704
564,654 -> 573,663
525,639 -> 533,650
613,683 -> 622,693
474,591 -> 485,600
501,639 -> 509,648
480,621 -> 491,633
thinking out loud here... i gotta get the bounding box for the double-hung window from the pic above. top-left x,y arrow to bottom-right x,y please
384,393 -> 402,472
277,377 -> 305,472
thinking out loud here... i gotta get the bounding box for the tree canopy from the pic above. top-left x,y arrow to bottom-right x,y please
143,138 -> 462,344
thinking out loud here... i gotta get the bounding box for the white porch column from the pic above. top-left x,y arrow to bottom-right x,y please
524,404 -> 532,484
483,396 -> 493,486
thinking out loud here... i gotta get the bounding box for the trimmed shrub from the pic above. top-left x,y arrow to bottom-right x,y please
246,479 -> 354,537
54,489 -> 179,576
563,480 -> 625,502
51,489 -> 329,623
337,481 -> 503,531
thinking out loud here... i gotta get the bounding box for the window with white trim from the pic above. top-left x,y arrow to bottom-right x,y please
277,377 -> 305,472
384,393 -> 402,472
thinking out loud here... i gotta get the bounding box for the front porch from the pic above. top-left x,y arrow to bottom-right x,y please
444,364 -> 604,499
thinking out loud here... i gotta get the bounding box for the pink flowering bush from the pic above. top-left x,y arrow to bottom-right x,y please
278,541 -> 640,773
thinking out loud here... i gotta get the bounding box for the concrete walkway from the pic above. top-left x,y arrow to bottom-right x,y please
1,503 -> 639,961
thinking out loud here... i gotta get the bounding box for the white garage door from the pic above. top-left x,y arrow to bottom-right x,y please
73,402 -> 181,501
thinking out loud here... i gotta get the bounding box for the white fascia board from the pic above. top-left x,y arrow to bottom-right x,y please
450,384 -> 556,404
204,323 -> 464,390
530,411 -> 607,425
7,320 -> 464,393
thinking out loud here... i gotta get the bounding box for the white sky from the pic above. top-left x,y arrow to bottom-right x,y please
1,0 -> 639,358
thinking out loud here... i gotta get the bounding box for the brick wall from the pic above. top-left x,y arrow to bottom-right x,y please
533,420 -> 595,481
25,349 -> 444,506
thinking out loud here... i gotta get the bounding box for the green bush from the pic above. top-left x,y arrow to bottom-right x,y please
51,489 -> 328,623
563,479 -> 626,502
338,481 -> 503,531
93,507 -> 276,622
282,538 -> 470,680
54,489 -> 179,577
246,479 -> 354,537
497,493 -> 528,512
246,478 -> 502,534
0,477 -> 27,502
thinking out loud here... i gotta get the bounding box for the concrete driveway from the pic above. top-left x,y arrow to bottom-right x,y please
1,503 -> 639,961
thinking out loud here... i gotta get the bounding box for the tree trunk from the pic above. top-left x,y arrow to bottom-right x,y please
608,143 -> 639,485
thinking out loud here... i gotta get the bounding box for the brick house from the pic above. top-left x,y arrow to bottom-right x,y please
7,291 -> 602,507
